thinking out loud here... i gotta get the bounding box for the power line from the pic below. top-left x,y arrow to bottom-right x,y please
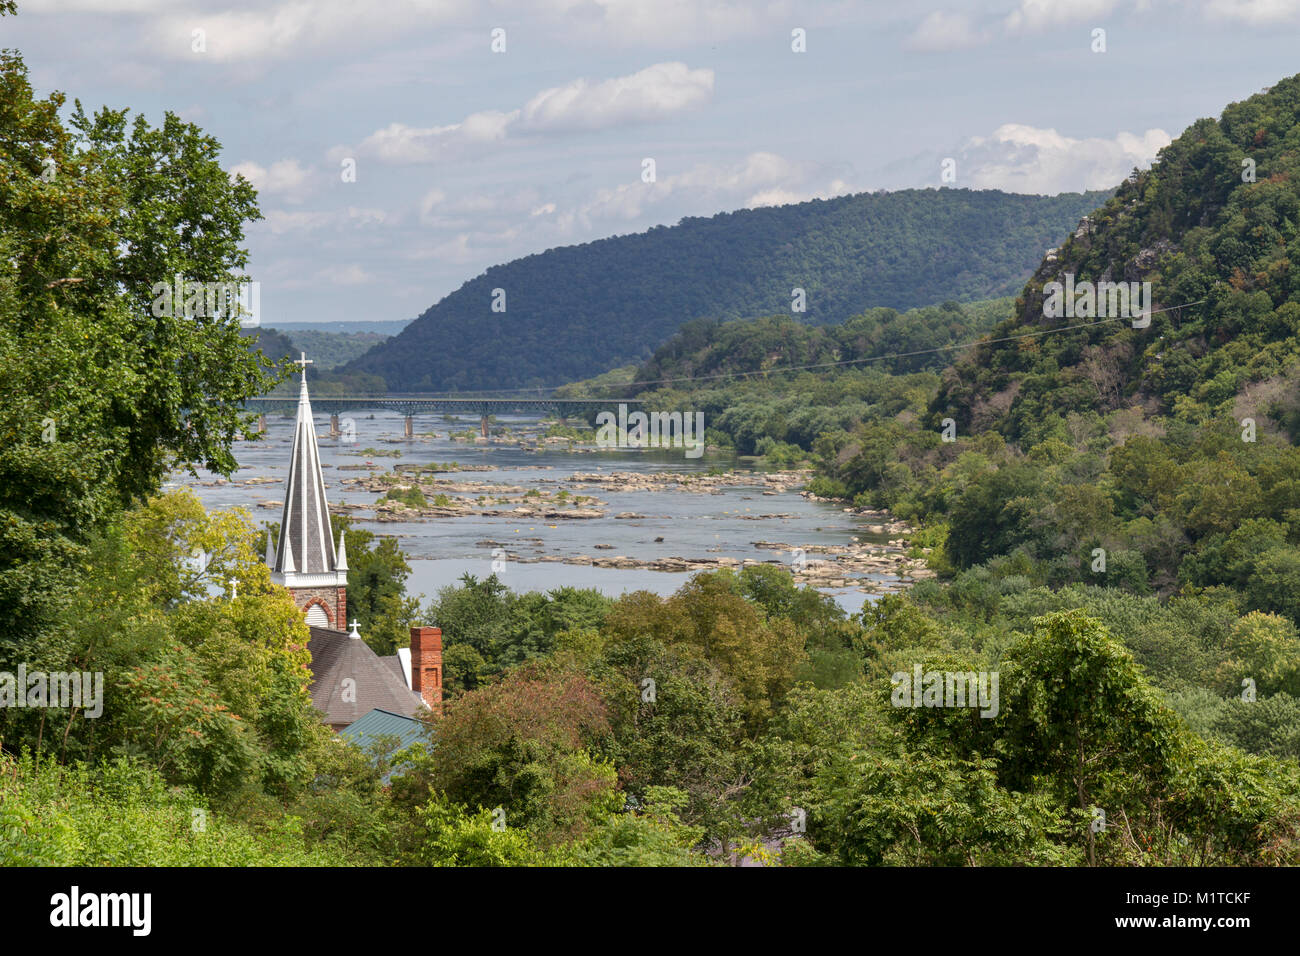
398,296 -> 1208,399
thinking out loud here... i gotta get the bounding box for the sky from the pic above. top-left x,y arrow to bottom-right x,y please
5,0 -> 1300,327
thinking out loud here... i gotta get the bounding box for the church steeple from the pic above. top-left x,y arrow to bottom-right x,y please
269,353 -> 347,629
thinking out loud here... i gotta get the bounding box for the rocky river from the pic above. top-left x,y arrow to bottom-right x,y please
170,408 -> 933,615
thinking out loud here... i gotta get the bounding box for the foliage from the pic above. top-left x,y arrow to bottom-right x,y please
0,49 -> 276,664
417,664 -> 615,842
343,190 -> 1108,390
0,751 -> 345,866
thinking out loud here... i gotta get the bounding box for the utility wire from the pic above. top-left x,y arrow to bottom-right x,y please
365,296 -> 1209,400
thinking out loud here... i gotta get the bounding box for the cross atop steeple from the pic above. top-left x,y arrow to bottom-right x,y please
268,354 -> 347,629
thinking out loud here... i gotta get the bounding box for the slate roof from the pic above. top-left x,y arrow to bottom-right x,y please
378,653 -> 406,683
307,626 -> 424,727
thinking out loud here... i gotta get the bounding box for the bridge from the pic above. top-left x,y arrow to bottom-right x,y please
243,394 -> 643,438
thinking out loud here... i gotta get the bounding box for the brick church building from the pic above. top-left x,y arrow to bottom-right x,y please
267,355 -> 442,730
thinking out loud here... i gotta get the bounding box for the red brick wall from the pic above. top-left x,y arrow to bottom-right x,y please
410,626 -> 443,714
291,585 -> 347,629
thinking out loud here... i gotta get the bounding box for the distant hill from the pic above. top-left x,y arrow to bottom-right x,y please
273,320 -> 411,336
343,188 -> 1112,392
268,328 -> 390,370
239,327 -> 389,395
241,327 -> 295,365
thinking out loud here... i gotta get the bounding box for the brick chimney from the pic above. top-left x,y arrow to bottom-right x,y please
409,625 -> 443,714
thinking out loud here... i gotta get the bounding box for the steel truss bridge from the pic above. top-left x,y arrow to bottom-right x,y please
243,395 -> 643,437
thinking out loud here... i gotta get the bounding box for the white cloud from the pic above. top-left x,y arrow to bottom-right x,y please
1204,0 -> 1300,23
398,151 -> 850,275
123,0 -> 809,65
321,264 -> 373,286
261,206 -> 391,235
519,62 -> 714,132
142,0 -> 469,63
229,158 -> 314,202
262,209 -> 335,235
745,187 -> 813,207
907,11 -> 991,51
525,0 -> 801,46
1006,0 -> 1121,31
747,177 -> 853,208
419,187 -> 548,226
174,103 -> 208,123
23,0 -> 176,11
343,207 -> 393,228
957,123 -> 1171,193
573,151 -> 852,224
352,110 -> 517,165
405,228 -> 526,265
341,62 -> 713,165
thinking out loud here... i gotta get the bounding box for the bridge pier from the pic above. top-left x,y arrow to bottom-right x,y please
480,415 -> 489,438
404,415 -> 414,439
257,415 -> 266,434
329,414 -> 340,437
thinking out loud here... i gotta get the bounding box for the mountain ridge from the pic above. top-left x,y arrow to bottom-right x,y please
342,187 -> 1112,391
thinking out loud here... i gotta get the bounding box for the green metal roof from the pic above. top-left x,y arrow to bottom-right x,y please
340,708 -> 430,753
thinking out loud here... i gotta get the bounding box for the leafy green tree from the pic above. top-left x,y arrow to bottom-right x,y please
0,48 -> 273,664
1213,611 -> 1300,697
564,787 -> 710,866
587,632 -> 744,837
946,463 -> 1052,568
1210,693 -> 1300,759
335,516 -> 421,655
422,663 -> 616,843
999,610 -> 1188,864
411,798 -> 544,867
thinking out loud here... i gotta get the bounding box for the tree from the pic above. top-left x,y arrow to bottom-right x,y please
946,462 -> 1052,568
602,574 -> 804,730
999,610 -> 1187,865
1,490 -> 331,801
587,632 -> 745,838
334,516 -> 421,655
0,49 -> 274,665
757,683 -> 1073,866
423,664 -> 615,843
1213,611 -> 1300,697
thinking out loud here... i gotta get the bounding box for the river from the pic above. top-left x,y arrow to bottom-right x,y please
168,407 -> 910,615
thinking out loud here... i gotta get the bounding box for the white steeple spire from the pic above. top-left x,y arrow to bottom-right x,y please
269,355 -> 347,602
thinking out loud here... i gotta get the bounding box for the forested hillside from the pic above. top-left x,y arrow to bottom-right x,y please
932,76 -> 1300,439
343,189 -> 1109,391
622,75 -> 1300,607
553,299 -> 1012,461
